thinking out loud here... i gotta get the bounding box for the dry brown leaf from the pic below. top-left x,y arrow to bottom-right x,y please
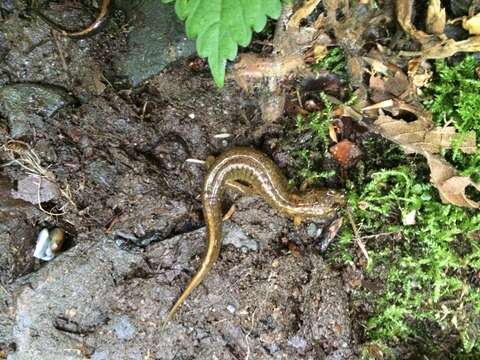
329,123 -> 339,143
396,0 -> 480,59
374,114 -> 477,154
288,0 -> 321,30
367,111 -> 479,208
420,36 -> 480,59
312,44 -> 329,62
395,0 -> 480,59
396,0 -> 434,44
463,13 -> 480,35
426,0 -> 446,35
425,153 -> 480,208
407,58 -> 433,92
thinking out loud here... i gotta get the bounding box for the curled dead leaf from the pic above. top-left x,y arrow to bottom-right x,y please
408,58 -> 433,92
358,107 -> 478,208
425,153 -> 480,208
288,0 -> 321,30
374,113 -> 476,154
329,123 -> 339,143
426,0 -> 446,35
396,0 -> 434,44
463,13 -> 480,35
396,0 -> 480,59
419,36 -> 480,59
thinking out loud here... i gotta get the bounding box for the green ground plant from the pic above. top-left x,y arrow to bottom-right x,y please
314,47 -> 347,79
424,56 -> 480,183
339,167 -> 480,356
291,92 -> 336,185
331,56 -> 480,357
290,47 -> 349,185
289,48 -> 480,357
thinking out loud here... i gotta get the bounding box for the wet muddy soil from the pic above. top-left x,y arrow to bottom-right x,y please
0,1 -> 356,359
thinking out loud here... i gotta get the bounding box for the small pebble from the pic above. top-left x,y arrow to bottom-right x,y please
307,222 -> 324,238
111,315 -> 136,340
287,335 -> 307,350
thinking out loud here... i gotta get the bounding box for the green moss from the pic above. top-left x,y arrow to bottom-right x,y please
425,56 -> 480,134
292,55 -> 480,356
343,56 -> 480,357
314,47 -> 347,78
337,165 -> 480,356
424,56 -> 480,184
289,92 -> 336,185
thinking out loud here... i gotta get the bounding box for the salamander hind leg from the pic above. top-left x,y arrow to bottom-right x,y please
205,155 -> 216,168
293,215 -> 304,226
289,193 -> 306,226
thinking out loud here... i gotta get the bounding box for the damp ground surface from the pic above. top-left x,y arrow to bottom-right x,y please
0,1 -> 355,359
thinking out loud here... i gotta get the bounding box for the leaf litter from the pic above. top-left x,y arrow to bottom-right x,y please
229,0 -> 480,208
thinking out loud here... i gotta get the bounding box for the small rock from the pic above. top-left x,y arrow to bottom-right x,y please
223,223 -> 258,251
288,335 -> 307,351
111,315 -> 136,340
11,175 -> 60,204
402,210 -> 416,225
86,160 -> 118,188
307,223 -> 321,238
113,0 -> 196,86
0,0 -> 15,14
0,83 -> 74,138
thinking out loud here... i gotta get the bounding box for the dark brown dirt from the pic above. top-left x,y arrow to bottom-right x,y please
0,1 -> 356,359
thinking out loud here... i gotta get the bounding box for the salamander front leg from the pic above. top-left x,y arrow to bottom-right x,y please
225,180 -> 256,195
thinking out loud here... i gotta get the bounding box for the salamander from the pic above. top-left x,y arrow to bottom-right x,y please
164,147 -> 345,322
34,0 -> 111,38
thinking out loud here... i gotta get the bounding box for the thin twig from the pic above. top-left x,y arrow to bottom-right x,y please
0,283 -> 10,297
358,231 -> 398,241
51,30 -> 69,73
346,206 -> 370,263
185,158 -> 206,165
36,176 -> 66,217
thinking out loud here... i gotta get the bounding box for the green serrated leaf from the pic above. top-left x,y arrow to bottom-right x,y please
163,0 -> 281,87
